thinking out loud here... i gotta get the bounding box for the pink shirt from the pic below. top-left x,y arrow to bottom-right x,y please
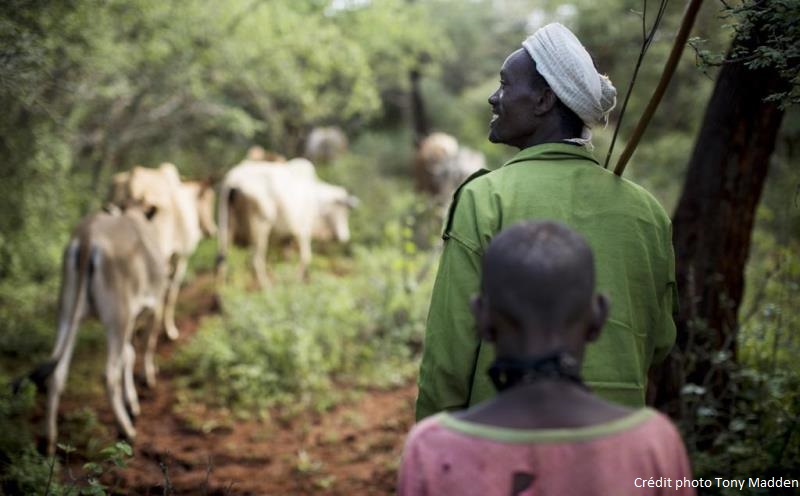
398,408 -> 695,496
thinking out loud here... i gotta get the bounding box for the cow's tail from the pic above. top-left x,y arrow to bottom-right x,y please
215,182 -> 234,280
16,239 -> 93,393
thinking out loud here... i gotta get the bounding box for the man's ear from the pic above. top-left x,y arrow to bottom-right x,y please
586,293 -> 610,343
533,87 -> 558,116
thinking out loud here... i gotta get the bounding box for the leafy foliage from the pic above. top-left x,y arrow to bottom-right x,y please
0,381 -> 58,495
678,367 -> 800,495
690,0 -> 800,108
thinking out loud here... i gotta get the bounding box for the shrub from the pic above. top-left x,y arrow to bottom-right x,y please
0,381 -> 62,495
174,231 -> 436,413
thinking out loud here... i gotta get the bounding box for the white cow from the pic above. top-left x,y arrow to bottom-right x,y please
304,126 -> 348,165
414,132 -> 485,201
109,163 -> 216,340
41,207 -> 167,454
217,158 -> 357,288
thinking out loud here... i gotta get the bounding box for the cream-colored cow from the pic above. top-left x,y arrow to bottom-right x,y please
304,126 -> 348,165
414,132 -> 485,201
42,207 -> 167,454
216,158 -> 357,288
109,163 -> 216,340
181,180 -> 218,239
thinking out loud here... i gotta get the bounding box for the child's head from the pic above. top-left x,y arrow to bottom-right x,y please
471,221 -> 609,363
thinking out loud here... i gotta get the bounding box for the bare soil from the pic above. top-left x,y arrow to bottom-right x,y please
60,274 -> 417,495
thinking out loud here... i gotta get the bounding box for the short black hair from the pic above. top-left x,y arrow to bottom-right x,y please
481,221 -> 595,333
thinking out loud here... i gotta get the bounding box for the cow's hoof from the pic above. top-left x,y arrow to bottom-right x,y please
118,429 -> 136,444
165,324 -> 180,341
126,402 -> 141,420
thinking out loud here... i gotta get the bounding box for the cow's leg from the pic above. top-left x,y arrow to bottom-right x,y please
122,341 -> 140,418
91,256 -> 137,438
252,219 -> 272,289
297,234 -> 312,282
144,305 -> 164,388
162,255 -> 187,341
106,318 -> 136,442
216,185 -> 233,286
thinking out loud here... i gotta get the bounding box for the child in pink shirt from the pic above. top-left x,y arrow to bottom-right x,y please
399,221 -> 695,496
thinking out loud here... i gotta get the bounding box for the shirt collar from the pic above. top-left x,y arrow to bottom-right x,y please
502,142 -> 600,168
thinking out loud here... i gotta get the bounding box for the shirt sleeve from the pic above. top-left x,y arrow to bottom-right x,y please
415,234 -> 483,421
652,221 -> 678,364
415,179 -> 489,422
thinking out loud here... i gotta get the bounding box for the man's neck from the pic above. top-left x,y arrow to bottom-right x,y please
514,126 -> 581,150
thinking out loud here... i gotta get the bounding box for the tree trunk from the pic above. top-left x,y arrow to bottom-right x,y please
409,68 -> 430,147
652,34 -> 787,421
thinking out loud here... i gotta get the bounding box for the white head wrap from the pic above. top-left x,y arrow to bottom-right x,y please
522,23 -> 617,146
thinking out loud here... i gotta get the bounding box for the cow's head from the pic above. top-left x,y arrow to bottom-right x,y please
314,183 -> 358,243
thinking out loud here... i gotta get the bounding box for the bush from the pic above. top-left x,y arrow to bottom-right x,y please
0,381 -> 62,495
681,366 -> 800,495
174,235 -> 436,413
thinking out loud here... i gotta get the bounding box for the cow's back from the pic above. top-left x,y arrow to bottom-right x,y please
83,212 -> 166,302
116,164 -> 202,259
223,162 -> 318,235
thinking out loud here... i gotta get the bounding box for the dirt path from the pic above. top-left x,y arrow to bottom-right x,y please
72,275 -> 418,495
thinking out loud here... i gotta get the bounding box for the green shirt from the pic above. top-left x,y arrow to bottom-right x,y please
416,142 -> 677,421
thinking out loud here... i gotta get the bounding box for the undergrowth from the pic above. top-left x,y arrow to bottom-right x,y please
174,237 -> 437,414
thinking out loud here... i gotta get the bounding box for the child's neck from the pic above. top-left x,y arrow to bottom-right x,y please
456,379 -> 633,430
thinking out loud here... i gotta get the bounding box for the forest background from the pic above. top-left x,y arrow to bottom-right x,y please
1,0 -> 798,494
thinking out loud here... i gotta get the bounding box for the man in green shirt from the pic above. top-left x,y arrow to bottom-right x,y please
416,23 -> 677,420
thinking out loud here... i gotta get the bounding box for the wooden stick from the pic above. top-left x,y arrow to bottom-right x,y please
614,0 -> 704,176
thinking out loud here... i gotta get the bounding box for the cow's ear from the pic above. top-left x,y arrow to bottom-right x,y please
145,205 -> 158,220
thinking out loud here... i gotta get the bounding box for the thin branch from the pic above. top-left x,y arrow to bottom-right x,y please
157,454 -> 174,496
604,0 -> 671,169
44,455 -> 56,496
739,263 -> 781,326
614,0 -> 705,176
203,455 -> 213,496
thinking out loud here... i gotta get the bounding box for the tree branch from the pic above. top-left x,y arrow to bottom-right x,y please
604,0 -> 671,169
613,0 -> 705,176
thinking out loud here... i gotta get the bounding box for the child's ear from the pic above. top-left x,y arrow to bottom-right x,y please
587,293 -> 610,342
471,294 -> 496,342
470,294 -> 481,319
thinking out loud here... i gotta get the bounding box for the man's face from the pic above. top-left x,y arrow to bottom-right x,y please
488,49 -> 544,147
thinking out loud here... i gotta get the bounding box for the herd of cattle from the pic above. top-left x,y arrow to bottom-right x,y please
31,129 -> 484,454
